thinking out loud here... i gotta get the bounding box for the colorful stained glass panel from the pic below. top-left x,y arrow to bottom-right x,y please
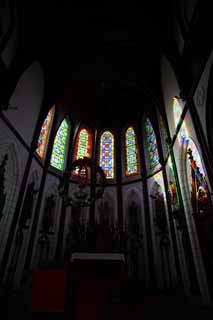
144,118 -> 160,170
100,131 -> 114,179
73,128 -> 92,176
50,118 -> 69,171
125,127 -> 139,176
75,129 -> 91,159
36,106 -> 55,159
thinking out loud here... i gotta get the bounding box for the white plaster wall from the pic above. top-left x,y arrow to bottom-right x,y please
173,110 -> 212,195
5,61 -> 44,145
172,116 -> 211,303
161,55 -> 182,139
193,51 -> 213,146
162,53 -> 212,300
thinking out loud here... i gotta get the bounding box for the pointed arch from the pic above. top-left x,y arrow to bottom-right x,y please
125,126 -> 139,176
74,128 -> 92,160
144,118 -> 160,170
99,131 -> 114,179
36,106 -> 55,159
50,118 -> 70,171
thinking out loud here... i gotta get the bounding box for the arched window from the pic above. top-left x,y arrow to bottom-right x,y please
50,118 -> 70,171
125,126 -> 139,176
73,128 -> 92,176
74,128 -> 92,160
36,106 -> 55,159
99,131 -> 114,179
144,118 -> 160,170
173,97 -> 188,144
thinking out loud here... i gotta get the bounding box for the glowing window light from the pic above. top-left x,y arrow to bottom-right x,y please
36,106 -> 55,159
50,118 -> 69,171
75,128 -> 92,160
125,126 -> 139,176
144,118 -> 160,170
73,128 -> 92,176
100,131 -> 114,179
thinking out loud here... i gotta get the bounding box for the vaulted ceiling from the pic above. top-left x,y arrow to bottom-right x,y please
17,0 -> 175,129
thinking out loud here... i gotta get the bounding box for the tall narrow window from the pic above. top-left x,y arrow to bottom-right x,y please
73,128 -> 92,176
125,126 -> 139,176
99,131 -> 114,179
36,106 -> 55,159
50,118 -> 69,171
173,97 -> 188,144
144,118 -> 160,170
74,128 -> 92,160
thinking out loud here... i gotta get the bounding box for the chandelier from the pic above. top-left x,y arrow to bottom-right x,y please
58,157 -> 106,208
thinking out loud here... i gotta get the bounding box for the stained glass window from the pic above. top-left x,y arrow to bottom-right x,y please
75,128 -> 92,160
36,106 -> 55,159
173,97 -> 188,144
50,118 -> 69,171
125,126 -> 139,176
100,131 -> 114,179
73,128 -> 92,176
144,118 -> 160,170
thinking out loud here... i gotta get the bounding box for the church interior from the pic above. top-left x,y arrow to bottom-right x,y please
0,0 -> 213,318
